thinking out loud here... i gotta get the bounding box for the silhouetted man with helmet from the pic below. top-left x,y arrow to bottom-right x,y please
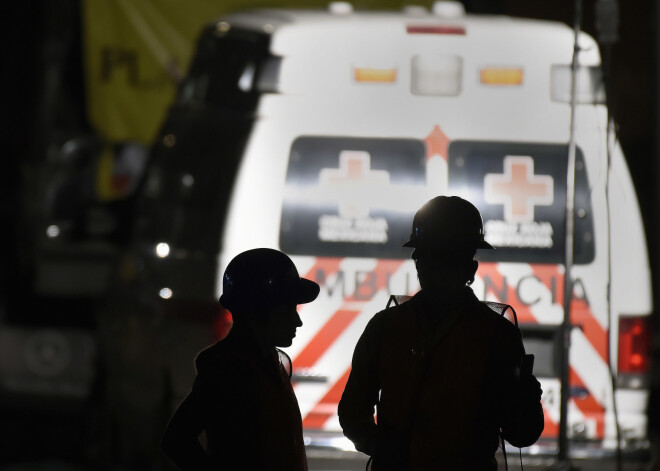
338,196 -> 544,470
162,248 -> 319,470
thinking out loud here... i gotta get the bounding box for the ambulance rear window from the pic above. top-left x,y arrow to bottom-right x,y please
447,141 -> 595,264
280,138 -> 595,264
280,137 -> 427,259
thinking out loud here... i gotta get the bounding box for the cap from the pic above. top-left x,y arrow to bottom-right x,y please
219,248 -> 320,313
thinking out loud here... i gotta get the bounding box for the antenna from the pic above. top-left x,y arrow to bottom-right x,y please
557,0 -> 583,467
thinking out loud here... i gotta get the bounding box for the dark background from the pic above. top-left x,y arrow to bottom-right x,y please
0,0 -> 657,468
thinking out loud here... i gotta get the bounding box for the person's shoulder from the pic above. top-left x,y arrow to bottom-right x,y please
194,337 -> 246,374
372,295 -> 416,322
465,293 -> 496,318
194,341 -> 225,372
467,295 -> 521,337
356,297 -> 414,339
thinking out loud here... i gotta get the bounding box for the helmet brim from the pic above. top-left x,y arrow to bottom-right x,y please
295,277 -> 320,304
220,277 -> 319,311
402,239 -> 494,251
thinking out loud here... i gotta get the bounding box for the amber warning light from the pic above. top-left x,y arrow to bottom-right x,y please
480,67 -> 524,86
353,68 -> 398,83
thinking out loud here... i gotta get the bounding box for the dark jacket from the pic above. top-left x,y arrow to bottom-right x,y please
338,288 -> 544,471
161,326 -> 307,470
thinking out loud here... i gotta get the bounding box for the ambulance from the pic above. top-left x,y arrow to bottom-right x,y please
131,1 -> 652,466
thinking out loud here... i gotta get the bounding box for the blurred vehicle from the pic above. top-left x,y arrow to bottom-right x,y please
0,134 -> 150,463
108,1 -> 652,468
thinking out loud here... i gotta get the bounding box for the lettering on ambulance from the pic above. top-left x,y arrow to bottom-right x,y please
476,263 -> 606,439
478,265 -> 588,309
297,259 -> 606,434
478,263 -> 538,324
294,259 -> 407,428
313,266 -> 416,300
293,258 -> 350,371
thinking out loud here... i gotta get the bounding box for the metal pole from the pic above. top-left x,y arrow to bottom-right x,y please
594,2 -> 621,468
558,0 -> 583,466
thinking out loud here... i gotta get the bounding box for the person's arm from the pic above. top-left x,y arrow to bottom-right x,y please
338,314 -> 383,455
161,376 -> 215,471
499,322 -> 545,448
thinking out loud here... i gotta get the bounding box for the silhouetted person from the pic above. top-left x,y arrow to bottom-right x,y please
338,196 -> 544,470
162,248 -> 319,470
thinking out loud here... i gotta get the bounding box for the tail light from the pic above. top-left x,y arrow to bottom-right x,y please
618,316 -> 651,374
213,307 -> 233,340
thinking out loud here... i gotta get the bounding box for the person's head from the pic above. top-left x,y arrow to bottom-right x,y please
219,248 -> 320,347
403,196 -> 493,297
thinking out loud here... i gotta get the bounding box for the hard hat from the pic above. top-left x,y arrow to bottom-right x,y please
403,196 -> 493,255
219,248 -> 320,313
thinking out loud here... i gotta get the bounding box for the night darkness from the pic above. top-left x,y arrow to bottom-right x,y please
1,0 -> 658,469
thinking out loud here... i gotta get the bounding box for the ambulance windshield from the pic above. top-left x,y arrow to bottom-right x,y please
177,27 -> 271,110
133,27 -> 272,254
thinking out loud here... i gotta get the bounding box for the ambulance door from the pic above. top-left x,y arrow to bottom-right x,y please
279,136 -> 429,430
447,140 -> 603,443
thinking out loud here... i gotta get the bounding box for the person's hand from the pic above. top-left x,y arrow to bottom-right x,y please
369,429 -> 409,467
506,373 -> 545,447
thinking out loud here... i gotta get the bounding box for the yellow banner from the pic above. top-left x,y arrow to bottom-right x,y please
83,0 -> 420,145
83,0 -> 225,144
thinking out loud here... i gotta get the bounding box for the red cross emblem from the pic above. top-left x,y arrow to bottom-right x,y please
484,156 -> 553,223
319,150 -> 390,218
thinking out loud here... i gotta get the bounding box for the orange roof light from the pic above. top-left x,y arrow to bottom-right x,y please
354,67 -> 397,83
480,67 -> 524,86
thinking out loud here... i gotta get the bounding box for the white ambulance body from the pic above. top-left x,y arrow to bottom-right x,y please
216,3 -> 652,460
